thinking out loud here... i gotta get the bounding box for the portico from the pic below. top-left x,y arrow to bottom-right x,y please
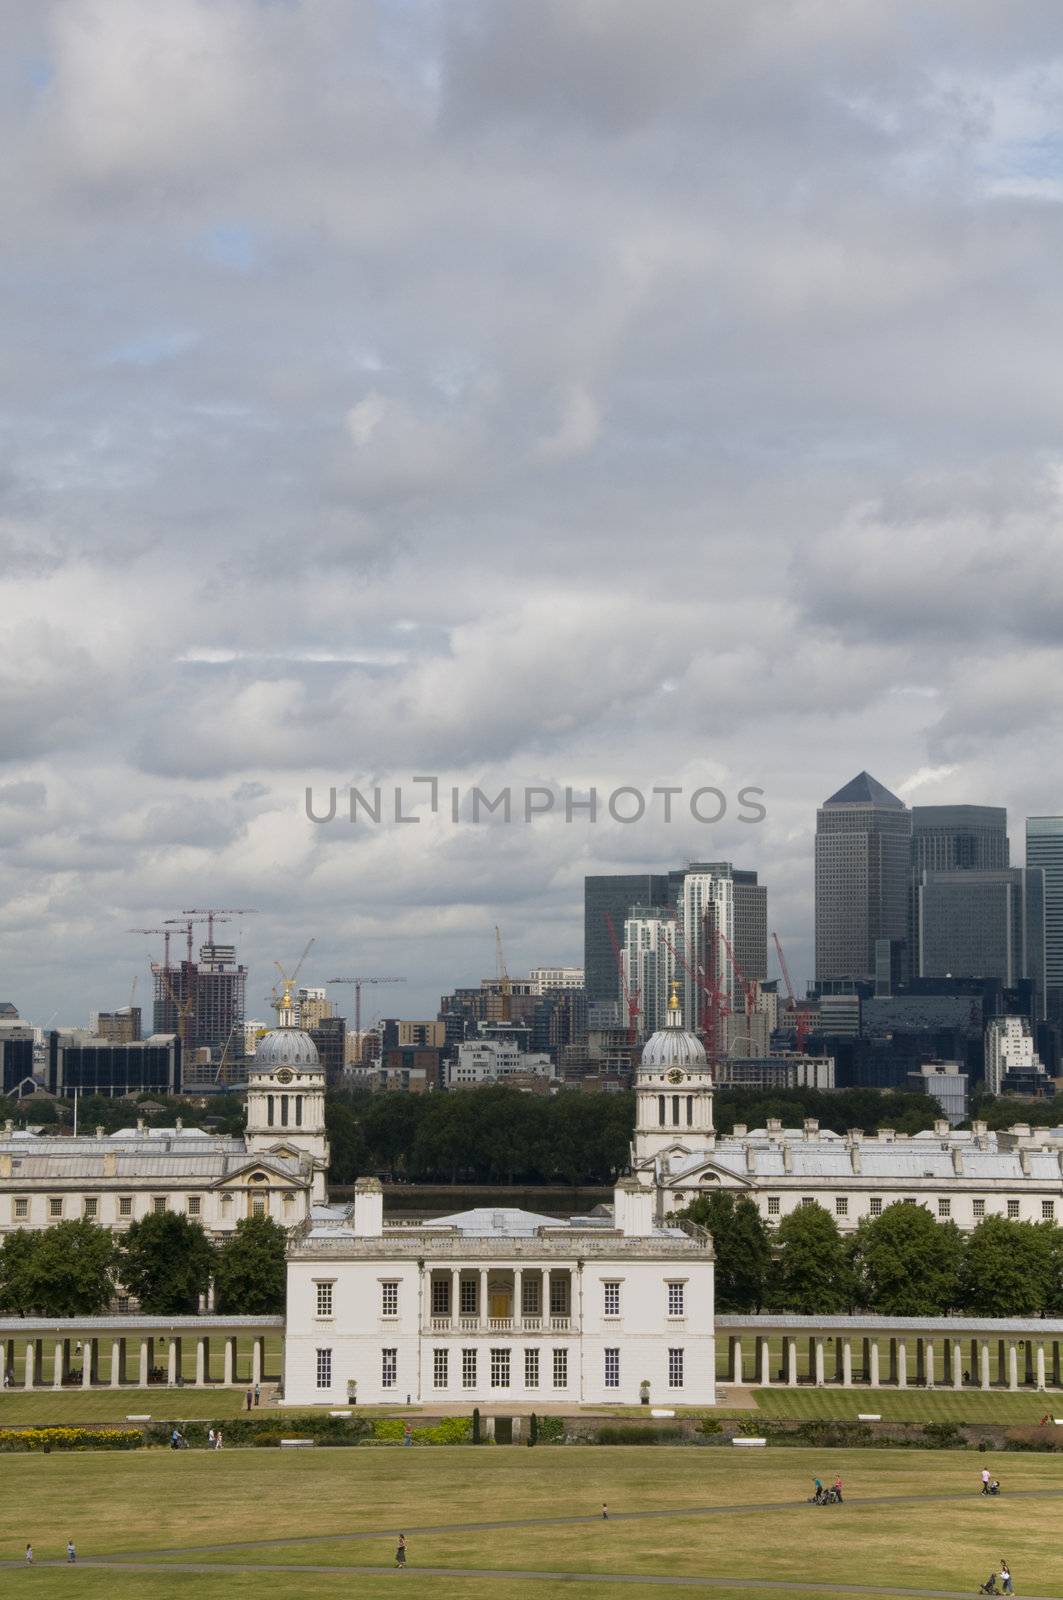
424,1266 -> 574,1333
0,1315 -> 284,1390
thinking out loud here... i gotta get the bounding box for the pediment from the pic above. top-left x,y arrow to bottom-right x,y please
662,1157 -> 756,1191
213,1158 -> 306,1191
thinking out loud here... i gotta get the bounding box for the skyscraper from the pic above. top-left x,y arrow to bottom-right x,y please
584,874 -> 671,1007
1027,817 -> 1063,1019
916,866 -> 1045,1016
815,772 -> 911,983
910,805 -> 1009,873
622,906 -> 678,1038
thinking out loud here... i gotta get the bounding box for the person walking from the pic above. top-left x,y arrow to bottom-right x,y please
982,1467 -> 992,1494
395,1534 -> 407,1569
25,1544 -> 33,1565
246,1387 -> 253,1412
67,1539 -> 76,1564
215,1429 -> 223,1450
254,1382 -> 261,1406
207,1428 -> 215,1450
602,1503 -> 608,1520
833,1474 -> 843,1504
1000,1560 -> 1013,1594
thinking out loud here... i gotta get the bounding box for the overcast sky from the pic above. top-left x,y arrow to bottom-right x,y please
4,0 -> 1063,1028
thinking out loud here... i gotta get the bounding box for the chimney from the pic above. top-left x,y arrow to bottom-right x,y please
766,1118 -> 783,1136
878,1128 -> 895,1143
971,1119 -> 988,1137
782,1144 -> 793,1173
3,1119 -> 12,1137
846,1128 -> 863,1145
1012,1123 -> 1032,1139
615,1177 -> 656,1237
934,1120 -> 949,1137
952,1146 -> 964,1175
802,1118 -> 819,1140
352,1176 -> 384,1237
95,1125 -> 104,1140
136,1118 -> 145,1134
733,1123 -> 747,1138
175,1117 -> 183,1133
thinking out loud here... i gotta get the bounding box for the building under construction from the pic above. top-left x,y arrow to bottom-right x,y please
153,942 -> 247,1060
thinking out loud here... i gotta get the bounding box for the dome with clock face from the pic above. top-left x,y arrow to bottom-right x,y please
639,983 -> 708,1074
254,1028 -> 320,1068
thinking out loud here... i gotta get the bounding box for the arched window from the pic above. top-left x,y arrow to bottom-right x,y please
281,1095 -> 289,1126
295,1096 -> 303,1127
672,1095 -> 680,1126
658,1094 -> 665,1126
686,1096 -> 693,1126
267,1095 -> 274,1128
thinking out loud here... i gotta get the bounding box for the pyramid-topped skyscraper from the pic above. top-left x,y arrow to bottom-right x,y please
815,772 -> 911,984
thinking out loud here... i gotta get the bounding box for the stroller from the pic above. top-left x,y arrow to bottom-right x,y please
808,1484 -> 841,1505
979,1576 -> 999,1595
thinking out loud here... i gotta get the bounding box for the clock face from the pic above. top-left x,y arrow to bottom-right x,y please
275,1067 -> 294,1084
666,1068 -> 684,1085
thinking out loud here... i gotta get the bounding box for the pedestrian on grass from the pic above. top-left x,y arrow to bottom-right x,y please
982,1468 -> 992,1494
602,1503 -> 608,1520
215,1430 -> 223,1450
395,1534 -> 407,1569
1000,1560 -> 1012,1594
246,1387 -> 253,1412
67,1540 -> 76,1564
25,1544 -> 32,1565
833,1474 -> 843,1504
208,1428 -> 215,1450
254,1382 -> 261,1406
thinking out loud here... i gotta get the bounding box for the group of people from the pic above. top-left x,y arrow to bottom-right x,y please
25,1542 -> 76,1564
244,1383 -> 261,1411
809,1475 -> 844,1504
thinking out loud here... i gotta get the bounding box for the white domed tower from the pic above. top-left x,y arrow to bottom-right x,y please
246,1010 -> 329,1202
633,982 -> 714,1163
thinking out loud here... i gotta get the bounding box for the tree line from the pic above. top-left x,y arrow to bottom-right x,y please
0,1213 -> 286,1319
324,1085 -> 950,1187
685,1192 -> 1063,1317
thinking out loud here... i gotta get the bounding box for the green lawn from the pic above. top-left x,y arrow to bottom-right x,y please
0,1387 -> 258,1423
0,1335 -> 284,1387
1,1444 -> 1062,1600
754,1386 -> 1060,1424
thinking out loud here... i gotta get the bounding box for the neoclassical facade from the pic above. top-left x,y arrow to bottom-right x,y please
0,1025 -> 329,1239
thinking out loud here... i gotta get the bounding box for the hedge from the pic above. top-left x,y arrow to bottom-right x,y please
0,1427 -> 142,1453
371,1416 -> 472,1445
144,1414 -> 370,1449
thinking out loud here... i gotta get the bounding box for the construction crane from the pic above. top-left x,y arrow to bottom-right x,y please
181,907 -> 258,944
272,938 -> 316,1020
326,975 -> 407,1038
603,912 -> 641,1044
717,929 -> 759,1053
129,928 -> 174,969
494,925 -> 512,1023
659,921 -> 730,1063
151,961 -> 195,1050
772,931 -> 809,1052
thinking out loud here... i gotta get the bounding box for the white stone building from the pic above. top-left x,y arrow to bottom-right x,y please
985,1015 -> 1046,1095
0,1025 -> 329,1238
283,1177 -> 714,1408
447,1038 -> 555,1088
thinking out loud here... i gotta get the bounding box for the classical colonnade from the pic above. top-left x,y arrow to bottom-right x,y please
716,1314 -> 1063,1392
0,1315 -> 284,1390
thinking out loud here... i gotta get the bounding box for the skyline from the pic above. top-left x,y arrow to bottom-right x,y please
5,2 -> 1063,1025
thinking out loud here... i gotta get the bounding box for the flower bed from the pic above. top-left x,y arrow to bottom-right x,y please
0,1427 -> 142,1453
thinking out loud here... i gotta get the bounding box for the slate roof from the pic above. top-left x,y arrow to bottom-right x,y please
823,771 -> 906,808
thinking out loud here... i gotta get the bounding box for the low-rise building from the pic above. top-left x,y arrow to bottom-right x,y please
447,1038 -> 555,1089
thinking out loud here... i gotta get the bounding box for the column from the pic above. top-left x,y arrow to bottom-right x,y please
110,1339 -> 122,1387
896,1341 -> 908,1388
480,1268 -> 490,1328
167,1339 -> 178,1386
980,1339 -> 991,1390
139,1338 -> 151,1388
925,1340 -> 935,1389
952,1340 -> 964,1390
252,1337 -> 263,1388
513,1267 -> 523,1327
195,1337 -> 207,1387
1036,1343 -> 1047,1391
869,1341 -> 880,1388
223,1337 -> 235,1387
841,1338 -> 853,1387
24,1340 -> 36,1390
82,1339 -> 94,1388
1008,1343 -> 1019,1391
786,1337 -> 798,1387
758,1336 -> 772,1386
730,1336 -> 744,1385
53,1340 -> 66,1389
813,1337 -> 825,1387
451,1268 -> 460,1327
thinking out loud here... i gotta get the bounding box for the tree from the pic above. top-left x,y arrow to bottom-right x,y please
0,1221 -> 115,1317
680,1191 -> 772,1310
959,1216 -> 1055,1316
118,1212 -> 215,1314
325,1098 -> 369,1185
849,1202 -> 962,1315
769,1203 -> 853,1314
213,1216 -> 287,1314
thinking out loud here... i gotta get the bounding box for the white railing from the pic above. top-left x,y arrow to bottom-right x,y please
422,1315 -> 576,1336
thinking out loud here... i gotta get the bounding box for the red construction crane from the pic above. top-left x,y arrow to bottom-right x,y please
718,929 -> 758,1041
603,913 -> 641,1045
659,920 -> 729,1063
327,976 -> 407,1038
182,907 -> 258,944
771,931 -> 809,1052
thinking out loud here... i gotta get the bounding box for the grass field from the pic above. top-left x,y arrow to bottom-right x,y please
2,1444 -> 1062,1599
752,1387 -> 1059,1424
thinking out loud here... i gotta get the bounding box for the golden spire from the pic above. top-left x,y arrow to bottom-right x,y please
668,980 -> 680,1012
